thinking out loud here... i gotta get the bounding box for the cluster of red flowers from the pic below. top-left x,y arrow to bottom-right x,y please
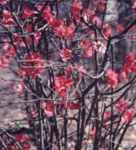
41,100 -> 80,117
115,99 -> 135,124
119,52 -> 136,81
105,52 -> 136,88
60,48 -> 72,62
18,52 -> 45,78
0,1 -> 135,149
115,99 -> 128,112
121,109 -> 135,124
54,75 -> 73,97
105,69 -> 118,88
13,32 -> 41,48
103,99 -> 135,125
7,134 -> 31,150
43,7 -> 75,39
71,0 -> 107,28
123,52 -> 136,75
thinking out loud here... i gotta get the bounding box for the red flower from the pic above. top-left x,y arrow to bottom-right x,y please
3,45 -> 16,58
55,75 -> 65,87
9,47 -> 16,57
71,0 -> 82,20
58,89 -> 67,97
121,109 -> 135,124
116,24 -> 124,33
106,69 -> 118,88
80,39 -> 93,57
60,48 -> 72,62
0,56 -> 10,68
123,52 -> 136,74
102,24 -> 112,39
43,7 -> 53,21
43,7 -> 63,28
1,45 -> 16,67
24,24 -> 33,33
80,39 -> 91,49
115,99 -> 128,113
23,142 -> 31,150
42,101 -> 55,117
51,18 -> 64,28
54,23 -> 66,37
4,51 -> 14,61
65,78 -> 74,88
43,7 -> 75,39
84,47 -> 93,57
11,138 -> 31,150
65,23 -> 75,39
2,10 -> 14,25
55,76 -> 73,88
54,23 -> 75,39
55,75 -> 73,97
16,134 -> 30,143
20,52 -> 45,78
104,111 -> 111,120
64,102 -> 80,110
22,6 -> 34,18
126,52 -> 135,63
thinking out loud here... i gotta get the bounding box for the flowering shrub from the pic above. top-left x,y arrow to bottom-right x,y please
0,0 -> 136,150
